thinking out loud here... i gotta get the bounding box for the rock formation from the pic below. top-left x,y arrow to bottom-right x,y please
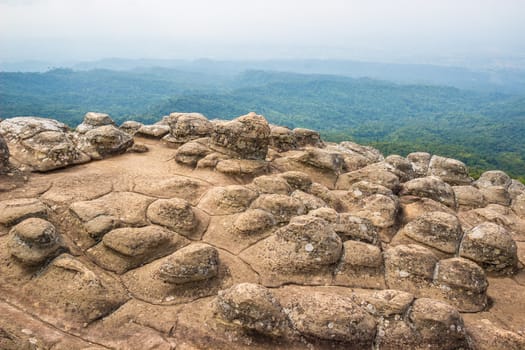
0,111 -> 524,349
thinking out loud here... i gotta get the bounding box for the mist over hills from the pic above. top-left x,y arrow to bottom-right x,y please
0,63 -> 524,181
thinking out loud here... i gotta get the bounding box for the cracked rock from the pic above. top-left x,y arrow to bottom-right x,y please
158,243 -> 219,284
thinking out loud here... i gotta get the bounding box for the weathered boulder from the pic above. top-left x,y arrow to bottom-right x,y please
0,198 -> 48,226
351,194 -> 399,241
475,170 -> 512,189
467,319 -> 525,350
334,213 -> 379,244
198,185 -> 259,215
119,120 -> 143,135
210,112 -> 271,160
76,112 -> 115,134
290,190 -> 327,211
407,152 -> 431,177
384,244 -> 439,292
286,292 -> 377,344
408,298 -> 469,350
0,133 -> 9,173
512,193 -> 525,217
385,155 -> 415,182
399,176 -> 457,209
216,283 -> 289,336
434,257 -> 488,312
169,113 -> 212,143
147,198 -> 207,239
232,209 -> 276,235
459,222 -> 518,274
453,185 -> 486,210
427,155 -> 472,185
24,254 -> 128,325
251,175 -> 292,195
136,124 -> 170,138
339,141 -> 384,163
88,225 -> 189,274
0,117 -> 90,171
78,125 -> 134,160
395,211 -> 462,254
292,147 -> 344,174
279,171 -> 312,191
157,243 -> 219,284
269,125 -> 297,152
359,289 -> 414,317
293,128 -> 322,147
8,218 -> 62,265
174,139 -> 211,166
334,240 -> 385,288
336,162 -> 400,191
215,158 -> 268,176
249,194 -> 306,223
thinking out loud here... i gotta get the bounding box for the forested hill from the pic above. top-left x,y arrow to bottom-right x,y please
0,68 -> 524,181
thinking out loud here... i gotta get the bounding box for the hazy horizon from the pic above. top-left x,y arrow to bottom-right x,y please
1,0 -> 525,69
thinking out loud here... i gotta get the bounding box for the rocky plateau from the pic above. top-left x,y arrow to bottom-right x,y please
0,112 -> 524,349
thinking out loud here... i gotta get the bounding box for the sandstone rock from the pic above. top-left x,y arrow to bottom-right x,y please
459,222 -> 518,274
249,194 -> 306,223
251,175 -> 292,195
0,198 -> 48,226
24,254 -> 128,325
210,112 -> 270,160
336,162 -> 400,191
133,175 -> 209,204
232,209 -> 276,235
286,291 -> 376,344
385,155 -> 415,182
136,124 -> 170,138
88,225 -> 190,274
307,182 -> 343,210
399,196 -> 456,225
8,218 -> 62,265
76,112 -> 115,133
290,190 -> 327,211
157,243 -> 219,284
359,289 -> 414,317
475,170 -> 512,189
198,185 -> 259,215
434,257 -> 488,312
479,186 -> 511,206
399,176 -> 457,209
339,141 -> 384,163
334,240 -> 385,288
351,194 -> 399,240
174,139 -> 211,166
508,179 -> 525,199
216,283 -> 289,336
147,198 -> 207,239
119,120 -> 143,135
278,171 -> 312,191
453,185 -> 486,210
407,152 -> 431,177
0,117 -> 90,171
0,133 -> 9,173
467,319 -> 525,350
293,128 -> 322,147
78,125 -> 133,160
408,298 -> 468,350
269,125 -> 297,152
384,244 -> 439,292
308,207 -> 339,223
334,213 -> 379,244
195,152 -> 229,169
512,193 -> 525,217
396,211 -> 462,254
169,113 -> 212,143
428,155 -> 472,185
215,158 -> 268,176
293,147 -> 344,174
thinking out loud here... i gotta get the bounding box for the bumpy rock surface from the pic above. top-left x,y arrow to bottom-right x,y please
0,133 -> 9,173
0,112 -> 523,350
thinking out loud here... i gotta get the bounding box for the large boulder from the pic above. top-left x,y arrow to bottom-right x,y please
76,112 -> 115,134
459,222 -> 518,274
77,125 -> 134,160
168,113 -> 213,144
8,218 -> 62,266
0,133 -> 9,173
407,152 -> 431,177
210,112 -> 271,160
399,176 -> 457,209
427,155 -> 472,185
0,117 -> 90,171
216,283 -> 289,336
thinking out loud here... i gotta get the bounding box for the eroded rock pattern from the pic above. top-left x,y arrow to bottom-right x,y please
0,112 -> 524,350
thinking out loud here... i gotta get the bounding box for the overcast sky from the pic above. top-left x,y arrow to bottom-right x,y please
1,0 -> 524,65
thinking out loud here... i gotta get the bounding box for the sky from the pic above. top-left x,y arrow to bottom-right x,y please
1,0 -> 524,66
